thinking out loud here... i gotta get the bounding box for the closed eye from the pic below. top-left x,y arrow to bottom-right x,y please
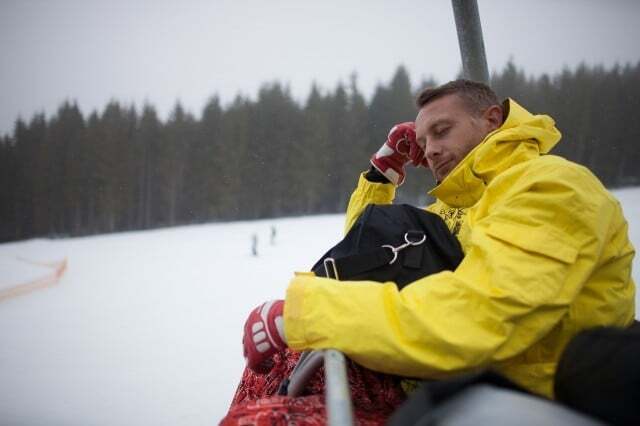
434,127 -> 450,138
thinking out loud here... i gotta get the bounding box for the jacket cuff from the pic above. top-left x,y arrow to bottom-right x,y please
354,172 -> 396,204
365,165 -> 391,183
283,275 -> 311,349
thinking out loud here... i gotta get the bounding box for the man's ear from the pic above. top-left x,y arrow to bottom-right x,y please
483,104 -> 504,132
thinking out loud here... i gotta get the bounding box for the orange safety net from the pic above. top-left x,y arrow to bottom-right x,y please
0,258 -> 67,302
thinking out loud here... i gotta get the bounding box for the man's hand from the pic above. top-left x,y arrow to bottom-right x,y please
242,300 -> 287,373
370,122 -> 427,186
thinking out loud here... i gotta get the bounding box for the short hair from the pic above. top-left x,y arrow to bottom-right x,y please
415,79 -> 501,117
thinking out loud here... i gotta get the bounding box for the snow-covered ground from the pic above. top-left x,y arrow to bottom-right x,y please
1,188 -> 639,425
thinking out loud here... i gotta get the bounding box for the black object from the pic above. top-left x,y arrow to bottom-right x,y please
365,165 -> 391,183
280,204 -> 464,397
554,321 -> 640,425
311,204 -> 464,289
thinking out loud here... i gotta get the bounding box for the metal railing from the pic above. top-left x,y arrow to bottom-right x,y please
451,0 -> 490,85
324,350 -> 355,426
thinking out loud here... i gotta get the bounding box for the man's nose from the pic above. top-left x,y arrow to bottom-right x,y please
425,141 -> 442,161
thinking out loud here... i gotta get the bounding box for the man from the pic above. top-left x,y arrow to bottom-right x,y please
242,80 -> 636,399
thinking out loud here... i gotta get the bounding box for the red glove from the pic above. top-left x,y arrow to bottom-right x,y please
242,300 -> 287,373
370,122 -> 427,186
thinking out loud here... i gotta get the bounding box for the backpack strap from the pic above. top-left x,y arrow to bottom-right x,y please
324,231 -> 426,280
324,247 -> 394,280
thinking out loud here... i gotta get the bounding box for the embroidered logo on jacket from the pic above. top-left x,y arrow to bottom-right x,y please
438,207 -> 467,236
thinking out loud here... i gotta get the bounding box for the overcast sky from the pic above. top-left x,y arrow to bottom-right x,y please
1,0 -> 639,135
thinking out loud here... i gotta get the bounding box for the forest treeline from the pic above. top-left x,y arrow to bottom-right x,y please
1,61 -> 640,242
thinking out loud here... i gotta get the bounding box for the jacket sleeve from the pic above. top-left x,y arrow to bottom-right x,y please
344,172 -> 396,235
284,167 -> 620,379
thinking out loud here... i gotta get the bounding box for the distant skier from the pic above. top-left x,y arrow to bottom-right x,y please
251,233 -> 258,257
270,226 -> 276,246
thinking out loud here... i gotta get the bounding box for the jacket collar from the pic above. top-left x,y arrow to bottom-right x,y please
428,98 -> 562,208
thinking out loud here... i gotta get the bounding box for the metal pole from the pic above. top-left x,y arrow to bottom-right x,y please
324,349 -> 355,426
451,0 -> 490,85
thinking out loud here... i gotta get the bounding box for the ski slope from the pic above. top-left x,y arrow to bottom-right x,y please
1,188 -> 639,425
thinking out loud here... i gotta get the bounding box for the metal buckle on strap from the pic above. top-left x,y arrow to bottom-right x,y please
382,232 -> 427,265
324,257 -> 340,280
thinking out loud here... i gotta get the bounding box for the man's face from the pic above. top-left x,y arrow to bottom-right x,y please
415,94 -> 495,183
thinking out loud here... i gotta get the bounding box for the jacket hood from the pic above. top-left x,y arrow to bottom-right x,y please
428,98 -> 562,207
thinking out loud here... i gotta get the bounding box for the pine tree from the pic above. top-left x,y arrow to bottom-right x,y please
187,97 -> 222,222
136,105 -> 162,229
13,116 -> 46,238
162,102 -> 195,225
218,95 -> 251,220
47,102 -> 85,235
301,84 -> 332,213
0,134 -> 17,241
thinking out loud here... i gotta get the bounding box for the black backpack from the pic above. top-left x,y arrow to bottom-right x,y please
311,203 -> 464,289
279,204 -> 464,397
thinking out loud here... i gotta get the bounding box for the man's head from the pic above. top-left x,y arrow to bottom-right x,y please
414,80 -> 504,182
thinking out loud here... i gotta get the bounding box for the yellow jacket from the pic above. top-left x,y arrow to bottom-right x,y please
283,99 -> 636,398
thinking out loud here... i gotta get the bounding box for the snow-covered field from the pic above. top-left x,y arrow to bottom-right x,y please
1,188 -> 639,425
